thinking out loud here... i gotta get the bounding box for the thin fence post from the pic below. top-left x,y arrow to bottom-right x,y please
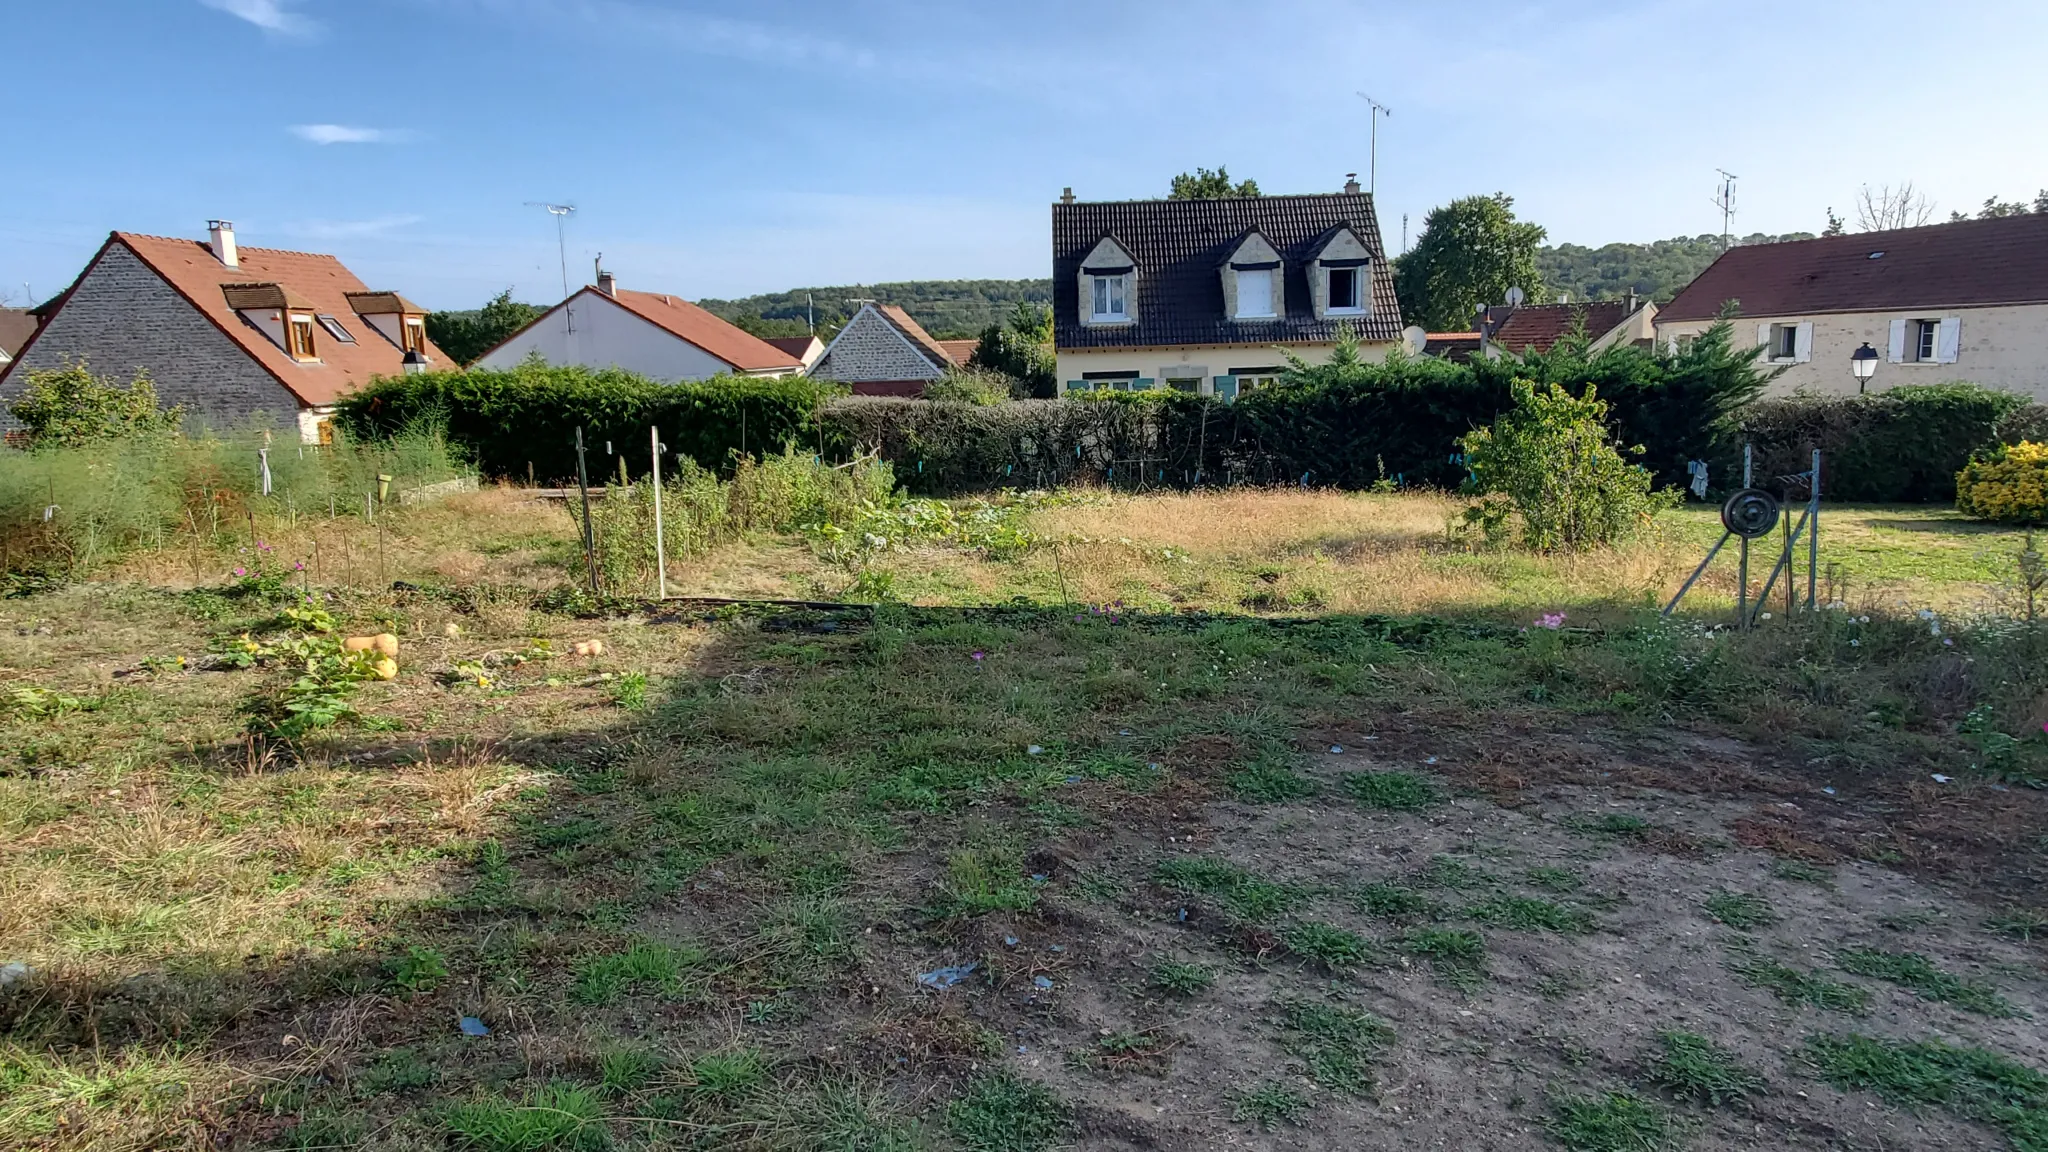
650,425 -> 667,600
1808,449 -> 1821,611
574,426 -> 600,596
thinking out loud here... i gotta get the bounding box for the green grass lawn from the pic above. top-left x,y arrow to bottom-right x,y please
4,487 -> 2048,1151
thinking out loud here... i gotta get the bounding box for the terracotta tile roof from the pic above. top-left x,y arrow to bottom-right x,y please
1488,301 -> 1631,354
62,232 -> 452,407
1423,331 -> 1482,362
344,290 -> 427,315
221,282 -> 318,311
762,335 -> 822,364
1658,214 -> 2048,322
603,289 -> 803,373
936,338 -> 980,365
1052,192 -> 1404,349
874,304 -> 955,372
0,309 -> 35,359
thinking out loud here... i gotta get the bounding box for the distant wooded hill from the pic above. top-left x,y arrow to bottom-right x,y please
696,280 -> 1054,341
1536,233 -> 1813,305
688,233 -> 1815,341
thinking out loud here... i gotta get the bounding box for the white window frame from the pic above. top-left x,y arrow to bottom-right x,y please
1912,318 -> 1939,363
1772,323 -> 1799,361
1234,268 -> 1275,319
1326,267 -> 1364,314
1090,275 -> 1129,322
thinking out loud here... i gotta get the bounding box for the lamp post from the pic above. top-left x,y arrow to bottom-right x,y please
1851,342 -> 1879,394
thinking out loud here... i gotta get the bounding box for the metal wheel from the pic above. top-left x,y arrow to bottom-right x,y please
1721,488 -> 1781,538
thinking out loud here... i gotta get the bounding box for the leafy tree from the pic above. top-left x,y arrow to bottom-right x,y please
968,303 -> 1056,399
1169,167 -> 1260,199
1460,380 -> 1675,551
425,291 -> 548,367
7,361 -> 182,448
1949,193 -> 2046,222
1823,209 -> 1846,237
1395,194 -> 1548,331
698,280 -> 1052,341
924,366 -> 1014,405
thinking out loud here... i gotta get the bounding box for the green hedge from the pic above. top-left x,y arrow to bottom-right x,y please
824,322 -> 1771,496
1742,384 -> 2030,503
334,365 -> 839,481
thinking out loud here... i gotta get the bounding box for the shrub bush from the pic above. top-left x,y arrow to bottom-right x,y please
1461,381 -> 1676,550
1955,441 -> 2048,525
335,362 -> 839,481
1997,403 -> 2048,447
1742,384 -> 2029,503
7,361 -> 184,448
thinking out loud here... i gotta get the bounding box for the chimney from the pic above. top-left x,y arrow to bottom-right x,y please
1059,187 -> 1075,205
1625,287 -> 1639,312
207,220 -> 237,268
1344,173 -> 1360,194
1560,292 -> 1570,304
597,269 -> 617,297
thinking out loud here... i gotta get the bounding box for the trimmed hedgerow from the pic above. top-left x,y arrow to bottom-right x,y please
1742,383 -> 2029,503
335,364 -> 840,481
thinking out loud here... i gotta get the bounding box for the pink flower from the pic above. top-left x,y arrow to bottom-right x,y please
1534,611 -> 1567,630
232,567 -> 247,577
971,651 -> 985,662
294,561 -> 305,571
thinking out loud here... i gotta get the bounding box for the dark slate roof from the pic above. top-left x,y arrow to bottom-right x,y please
1659,213 -> 2048,322
1488,301 -> 1632,354
1052,193 -> 1404,349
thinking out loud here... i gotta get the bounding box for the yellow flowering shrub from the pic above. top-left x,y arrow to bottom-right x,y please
1956,441 -> 2048,524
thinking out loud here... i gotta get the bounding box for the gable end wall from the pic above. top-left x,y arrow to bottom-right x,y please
0,243 -> 301,435
812,310 -> 945,383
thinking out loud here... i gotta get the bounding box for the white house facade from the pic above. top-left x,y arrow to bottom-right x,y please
477,275 -> 803,381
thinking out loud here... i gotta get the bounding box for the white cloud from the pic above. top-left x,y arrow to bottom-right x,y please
278,215 -> 426,241
199,0 -> 320,36
290,124 -> 410,145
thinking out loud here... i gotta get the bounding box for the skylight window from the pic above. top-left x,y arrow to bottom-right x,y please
316,315 -> 356,343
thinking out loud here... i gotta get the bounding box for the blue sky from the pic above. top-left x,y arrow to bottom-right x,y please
3,0 -> 2043,311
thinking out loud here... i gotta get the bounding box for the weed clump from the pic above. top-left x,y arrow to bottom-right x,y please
1835,948 -> 2018,1018
1542,1091 -> 1673,1152
947,1073 -> 1069,1152
443,1083 -> 607,1152
1648,1030 -> 1764,1106
1278,1000 -> 1394,1096
1341,770 -> 1438,811
1703,891 -> 1778,930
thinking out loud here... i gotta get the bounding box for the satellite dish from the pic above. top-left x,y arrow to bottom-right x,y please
1402,325 -> 1427,355
1505,286 -> 1526,307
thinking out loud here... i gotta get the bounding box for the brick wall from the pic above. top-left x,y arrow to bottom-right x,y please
810,309 -> 945,384
0,242 -> 302,436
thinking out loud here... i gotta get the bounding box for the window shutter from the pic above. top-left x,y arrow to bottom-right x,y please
1936,317 -> 1961,364
1888,318 -> 1907,362
1794,322 -> 1814,363
1756,323 -> 1771,349
1214,375 -> 1238,402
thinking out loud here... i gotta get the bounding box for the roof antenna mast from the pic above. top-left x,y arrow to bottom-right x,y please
524,202 -> 578,300
1712,171 -> 1738,251
1355,93 -> 1393,197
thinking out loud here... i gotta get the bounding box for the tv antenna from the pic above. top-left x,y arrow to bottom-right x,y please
1354,93 -> 1392,197
1711,171 -> 1737,250
524,202 -> 577,300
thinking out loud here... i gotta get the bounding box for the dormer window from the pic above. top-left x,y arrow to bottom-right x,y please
1327,267 -> 1363,313
287,314 -> 317,360
1091,275 -> 1128,321
402,316 -> 428,354
1235,268 -> 1275,319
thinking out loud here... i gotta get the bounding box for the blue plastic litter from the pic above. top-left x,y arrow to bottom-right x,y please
1177,908 -> 1188,922
1064,775 -> 1080,784
917,963 -> 979,989
1004,936 -> 1019,947
1032,976 -> 1054,990
459,1016 -> 490,1037
1329,744 -> 1344,754
1030,873 -> 1049,883
1048,944 -> 1065,953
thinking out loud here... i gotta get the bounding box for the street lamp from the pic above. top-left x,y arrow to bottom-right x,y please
1850,342 -> 1879,394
